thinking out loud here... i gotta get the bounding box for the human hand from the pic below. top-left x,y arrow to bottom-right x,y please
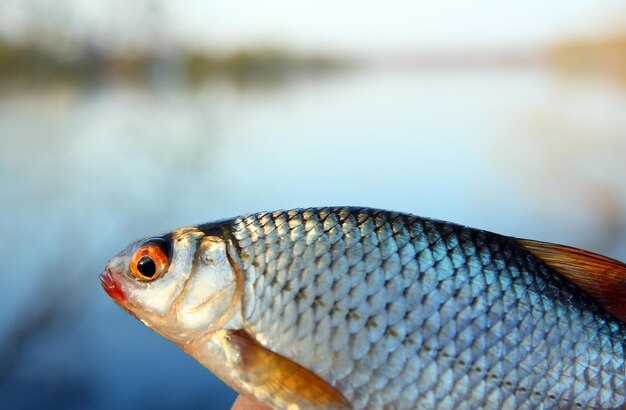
230,394 -> 269,410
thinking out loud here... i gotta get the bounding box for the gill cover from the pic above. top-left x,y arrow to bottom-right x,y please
175,235 -> 243,334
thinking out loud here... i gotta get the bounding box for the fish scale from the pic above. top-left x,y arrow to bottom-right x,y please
231,207 -> 626,409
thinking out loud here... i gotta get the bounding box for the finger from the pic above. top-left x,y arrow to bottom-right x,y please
231,394 -> 269,410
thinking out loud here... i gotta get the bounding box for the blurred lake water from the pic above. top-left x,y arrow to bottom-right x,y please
1,66 -> 625,408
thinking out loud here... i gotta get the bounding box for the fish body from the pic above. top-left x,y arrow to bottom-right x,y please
100,207 -> 626,409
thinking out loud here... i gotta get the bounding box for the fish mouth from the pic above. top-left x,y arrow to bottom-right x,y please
100,269 -> 126,303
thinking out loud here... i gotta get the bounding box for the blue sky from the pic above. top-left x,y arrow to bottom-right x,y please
168,0 -> 625,51
1,0 -> 625,52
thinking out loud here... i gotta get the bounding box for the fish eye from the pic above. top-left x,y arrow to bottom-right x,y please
129,244 -> 169,281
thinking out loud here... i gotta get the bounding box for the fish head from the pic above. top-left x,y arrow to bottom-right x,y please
99,227 -> 243,345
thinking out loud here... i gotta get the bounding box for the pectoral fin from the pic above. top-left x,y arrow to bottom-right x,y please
225,330 -> 350,410
517,239 -> 626,322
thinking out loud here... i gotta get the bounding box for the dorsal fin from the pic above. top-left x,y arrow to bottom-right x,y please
225,330 -> 351,410
517,239 -> 626,323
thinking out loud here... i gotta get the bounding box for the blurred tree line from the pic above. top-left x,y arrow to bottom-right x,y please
0,0 -> 624,87
0,37 -> 348,86
549,34 -> 626,85
0,0 -> 348,87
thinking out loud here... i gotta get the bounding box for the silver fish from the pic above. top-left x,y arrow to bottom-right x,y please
100,207 -> 626,409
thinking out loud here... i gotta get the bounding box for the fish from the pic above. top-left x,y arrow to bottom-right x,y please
99,207 -> 626,409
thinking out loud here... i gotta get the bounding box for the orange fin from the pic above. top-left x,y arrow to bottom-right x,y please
517,239 -> 626,322
225,330 -> 351,410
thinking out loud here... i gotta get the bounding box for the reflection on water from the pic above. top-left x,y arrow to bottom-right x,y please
1,67 -> 625,408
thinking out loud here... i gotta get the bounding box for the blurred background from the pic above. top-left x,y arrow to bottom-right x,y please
1,1 -> 625,408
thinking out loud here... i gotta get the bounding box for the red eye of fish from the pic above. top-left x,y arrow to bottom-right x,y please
129,245 -> 168,281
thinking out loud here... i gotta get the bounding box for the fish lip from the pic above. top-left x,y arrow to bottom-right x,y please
99,268 -> 126,302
